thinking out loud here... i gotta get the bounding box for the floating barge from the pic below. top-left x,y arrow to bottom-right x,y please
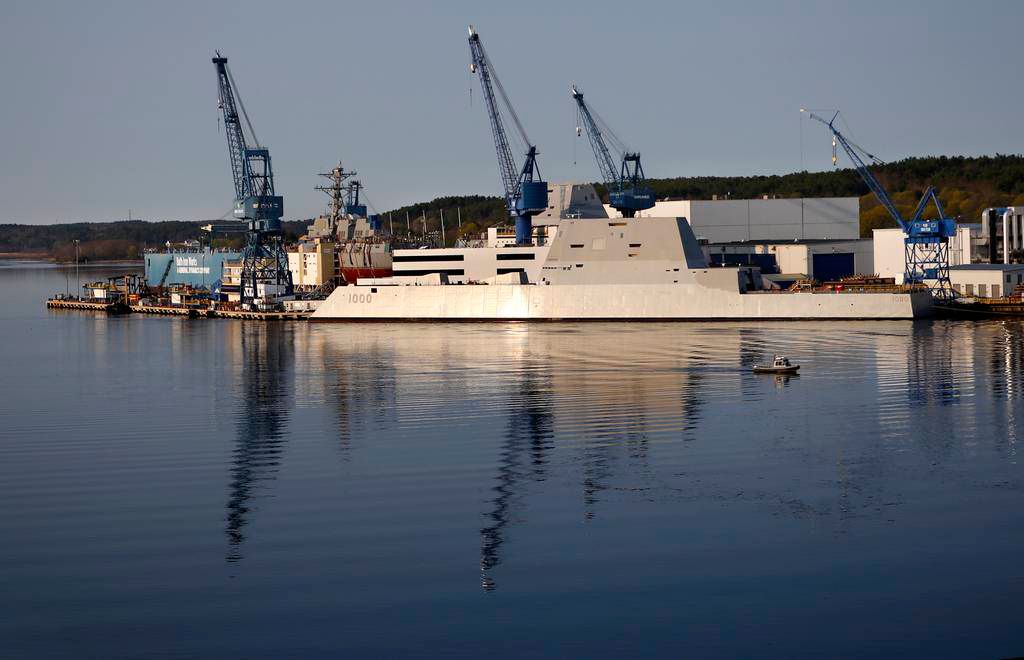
936,297 -> 1024,317
46,297 -> 130,314
130,304 -> 309,320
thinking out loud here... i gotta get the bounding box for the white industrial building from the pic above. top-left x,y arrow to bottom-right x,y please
948,264 -> 1024,298
872,226 -> 976,284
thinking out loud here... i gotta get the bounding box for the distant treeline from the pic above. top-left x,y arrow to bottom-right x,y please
5,155 -> 1024,257
382,155 -> 1024,240
0,219 -> 310,261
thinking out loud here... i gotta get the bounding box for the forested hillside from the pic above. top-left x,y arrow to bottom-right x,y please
383,155 -> 1024,240
0,220 -> 309,261
4,155 -> 1024,259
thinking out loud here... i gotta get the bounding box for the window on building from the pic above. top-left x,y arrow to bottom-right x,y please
965,284 -> 974,296
992,284 -> 1001,298
953,283 -> 962,293
979,284 -> 988,297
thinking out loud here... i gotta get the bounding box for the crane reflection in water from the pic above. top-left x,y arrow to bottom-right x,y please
479,353 -> 554,592
477,325 -> 708,590
225,323 -> 294,563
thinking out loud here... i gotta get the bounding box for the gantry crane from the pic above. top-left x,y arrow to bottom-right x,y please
802,109 -> 956,298
467,26 -> 547,245
212,52 -> 292,307
571,85 -> 654,217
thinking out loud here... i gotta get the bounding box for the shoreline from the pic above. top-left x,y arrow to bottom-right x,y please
0,253 -> 143,266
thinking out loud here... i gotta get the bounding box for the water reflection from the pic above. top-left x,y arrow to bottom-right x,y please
907,322 -> 961,407
990,321 -> 1024,400
226,323 -> 294,563
262,320 -> 1023,587
480,351 -> 554,592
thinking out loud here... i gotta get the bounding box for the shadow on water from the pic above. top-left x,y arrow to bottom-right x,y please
226,323 -> 294,563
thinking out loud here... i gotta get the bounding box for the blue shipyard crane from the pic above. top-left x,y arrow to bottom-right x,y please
802,109 -> 956,298
571,85 -> 654,217
467,26 -> 547,245
212,52 -> 292,306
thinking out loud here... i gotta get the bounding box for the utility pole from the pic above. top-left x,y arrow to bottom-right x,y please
406,211 -> 410,236
389,212 -> 394,235
440,209 -> 446,246
74,239 -> 80,298
457,207 -> 462,230
421,211 -> 426,238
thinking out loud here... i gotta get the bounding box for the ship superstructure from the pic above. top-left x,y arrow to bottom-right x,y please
300,161 -> 416,285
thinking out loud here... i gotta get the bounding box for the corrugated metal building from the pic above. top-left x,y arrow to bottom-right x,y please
607,197 -> 860,243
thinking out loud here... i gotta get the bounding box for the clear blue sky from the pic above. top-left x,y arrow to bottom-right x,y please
2,0 -> 1021,224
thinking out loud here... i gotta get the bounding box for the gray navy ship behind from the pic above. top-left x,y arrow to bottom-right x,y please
312,215 -> 933,321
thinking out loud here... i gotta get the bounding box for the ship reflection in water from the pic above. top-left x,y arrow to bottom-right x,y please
304,320 -> 1024,593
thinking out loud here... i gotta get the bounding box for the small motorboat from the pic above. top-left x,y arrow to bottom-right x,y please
753,355 -> 800,375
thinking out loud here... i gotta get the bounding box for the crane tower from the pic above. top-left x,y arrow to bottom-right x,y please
802,109 -> 956,298
212,52 -> 293,308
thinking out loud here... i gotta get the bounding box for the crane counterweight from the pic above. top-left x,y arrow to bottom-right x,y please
571,84 -> 654,218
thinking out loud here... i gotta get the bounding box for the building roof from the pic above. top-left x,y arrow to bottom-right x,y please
707,238 -> 869,246
949,263 -> 1024,271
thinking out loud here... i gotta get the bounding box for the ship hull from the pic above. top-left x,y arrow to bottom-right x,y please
337,243 -> 392,284
312,282 -> 932,321
340,266 -> 392,283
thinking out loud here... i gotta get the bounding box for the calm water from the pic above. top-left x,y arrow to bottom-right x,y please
3,261 -> 1024,658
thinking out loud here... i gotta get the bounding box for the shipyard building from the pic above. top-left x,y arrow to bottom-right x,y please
608,189 -> 869,283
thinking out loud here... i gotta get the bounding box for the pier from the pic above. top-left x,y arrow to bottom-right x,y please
46,298 -> 130,314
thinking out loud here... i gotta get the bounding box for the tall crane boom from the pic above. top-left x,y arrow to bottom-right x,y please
213,54 -> 249,202
571,85 -> 654,217
212,52 -> 283,233
467,25 -> 547,245
802,109 -> 956,297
